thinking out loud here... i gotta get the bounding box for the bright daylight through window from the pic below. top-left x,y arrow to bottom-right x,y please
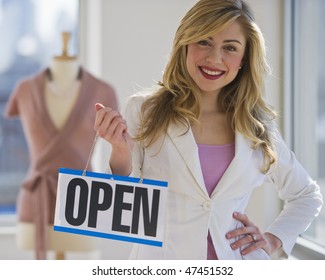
0,0 -> 79,220
292,0 -> 325,249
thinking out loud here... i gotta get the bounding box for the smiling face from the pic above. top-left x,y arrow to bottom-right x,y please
186,21 -> 246,96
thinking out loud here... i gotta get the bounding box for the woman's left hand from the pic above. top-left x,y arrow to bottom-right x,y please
225,212 -> 282,256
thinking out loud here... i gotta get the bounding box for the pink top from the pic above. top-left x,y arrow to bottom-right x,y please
198,143 -> 235,259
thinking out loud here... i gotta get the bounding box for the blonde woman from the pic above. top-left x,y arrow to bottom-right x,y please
94,0 -> 322,259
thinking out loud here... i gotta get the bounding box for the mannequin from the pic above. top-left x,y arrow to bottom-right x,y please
6,32 -> 118,259
16,32 -> 97,260
45,55 -> 81,129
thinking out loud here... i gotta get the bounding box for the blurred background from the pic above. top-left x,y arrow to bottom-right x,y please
0,0 -> 324,259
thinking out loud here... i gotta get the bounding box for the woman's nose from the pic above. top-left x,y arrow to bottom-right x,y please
205,49 -> 223,64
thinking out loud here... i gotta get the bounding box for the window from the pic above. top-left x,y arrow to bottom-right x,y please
289,0 -> 325,249
0,0 -> 79,217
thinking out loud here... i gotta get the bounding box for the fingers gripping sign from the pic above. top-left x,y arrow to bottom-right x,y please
94,103 -> 134,176
94,103 -> 128,144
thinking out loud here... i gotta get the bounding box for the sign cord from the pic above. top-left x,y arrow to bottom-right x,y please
82,133 -> 145,185
82,132 -> 99,176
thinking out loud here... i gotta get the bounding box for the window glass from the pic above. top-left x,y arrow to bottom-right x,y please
292,0 -> 325,248
0,0 -> 79,216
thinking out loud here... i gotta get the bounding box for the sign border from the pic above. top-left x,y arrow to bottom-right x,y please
55,168 -> 168,247
53,225 -> 163,247
59,168 -> 168,187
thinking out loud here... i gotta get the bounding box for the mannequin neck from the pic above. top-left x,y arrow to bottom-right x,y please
49,58 -> 80,90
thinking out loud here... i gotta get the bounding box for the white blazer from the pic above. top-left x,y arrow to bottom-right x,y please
121,93 -> 323,260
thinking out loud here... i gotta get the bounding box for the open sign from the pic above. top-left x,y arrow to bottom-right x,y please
54,168 -> 168,247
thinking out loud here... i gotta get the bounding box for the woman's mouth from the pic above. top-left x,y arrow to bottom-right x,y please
199,66 -> 225,80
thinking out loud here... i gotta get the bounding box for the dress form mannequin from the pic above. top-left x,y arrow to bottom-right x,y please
45,52 -> 81,129
16,32 -> 97,259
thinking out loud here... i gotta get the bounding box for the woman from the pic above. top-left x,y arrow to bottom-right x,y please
94,0 -> 322,259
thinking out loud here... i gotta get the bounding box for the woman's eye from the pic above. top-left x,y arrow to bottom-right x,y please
198,40 -> 211,46
224,45 -> 236,51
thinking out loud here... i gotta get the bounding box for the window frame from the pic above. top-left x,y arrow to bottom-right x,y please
284,0 -> 325,259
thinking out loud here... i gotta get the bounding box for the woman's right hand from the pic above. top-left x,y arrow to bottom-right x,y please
94,103 -> 133,176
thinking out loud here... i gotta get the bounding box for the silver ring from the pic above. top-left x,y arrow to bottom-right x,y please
251,234 -> 257,242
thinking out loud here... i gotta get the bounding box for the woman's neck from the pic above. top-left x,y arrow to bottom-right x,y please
200,90 -> 221,114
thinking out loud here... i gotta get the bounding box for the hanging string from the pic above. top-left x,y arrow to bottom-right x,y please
82,132 -> 145,185
139,146 -> 145,184
82,132 -> 99,176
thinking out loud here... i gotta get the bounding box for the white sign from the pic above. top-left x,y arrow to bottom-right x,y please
54,168 -> 168,247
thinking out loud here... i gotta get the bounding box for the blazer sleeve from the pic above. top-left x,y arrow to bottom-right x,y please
121,93 -> 148,179
266,130 -> 323,258
105,93 -> 145,176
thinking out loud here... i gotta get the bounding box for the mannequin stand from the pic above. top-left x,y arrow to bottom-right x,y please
55,251 -> 65,260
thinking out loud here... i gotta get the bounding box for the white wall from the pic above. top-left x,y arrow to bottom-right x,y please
0,0 -> 284,260
101,0 -> 197,106
244,0 -> 283,231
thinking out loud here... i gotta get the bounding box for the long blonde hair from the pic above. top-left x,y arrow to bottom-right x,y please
135,0 -> 277,173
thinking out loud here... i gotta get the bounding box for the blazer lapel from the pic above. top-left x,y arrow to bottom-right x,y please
167,123 -> 255,199
210,131 -> 254,198
167,122 -> 208,196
